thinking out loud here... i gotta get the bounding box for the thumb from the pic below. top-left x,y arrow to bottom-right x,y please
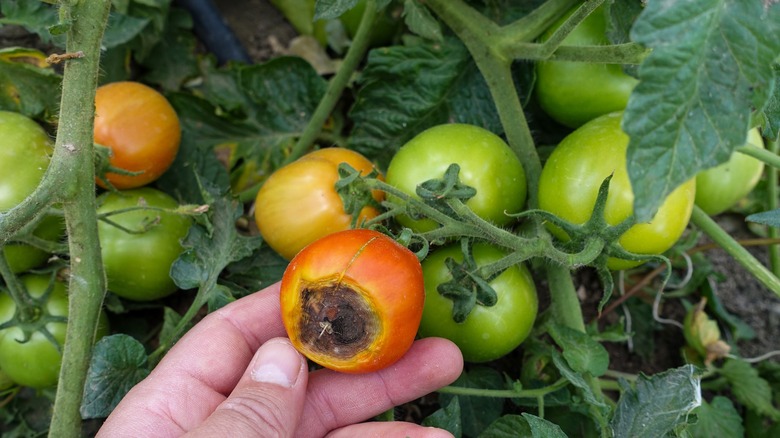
186,337 -> 308,437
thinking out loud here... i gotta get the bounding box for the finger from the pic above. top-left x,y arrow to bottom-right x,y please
185,338 -> 308,438
297,337 -> 463,437
98,282 -> 287,437
326,421 -> 454,438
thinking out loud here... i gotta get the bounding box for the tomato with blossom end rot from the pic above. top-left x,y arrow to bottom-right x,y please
280,229 -> 424,373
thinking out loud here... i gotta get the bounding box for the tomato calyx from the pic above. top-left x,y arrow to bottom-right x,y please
415,164 -> 477,216
531,174 -> 673,309
335,162 -> 384,228
436,239 -> 501,323
94,143 -> 144,191
297,279 -> 380,360
0,274 -> 66,353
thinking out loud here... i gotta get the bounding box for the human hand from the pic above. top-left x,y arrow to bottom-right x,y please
97,282 -> 464,437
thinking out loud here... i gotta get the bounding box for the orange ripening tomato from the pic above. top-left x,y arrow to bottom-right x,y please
254,148 -> 384,260
280,229 -> 424,373
94,81 -> 181,189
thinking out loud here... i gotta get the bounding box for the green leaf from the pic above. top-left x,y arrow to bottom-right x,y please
720,358 -> 780,421
103,13 -> 151,48
746,208 -> 780,228
623,0 -> 780,221
605,0 -> 643,46
551,349 -> 611,427
220,245 -> 288,298
690,396 -> 744,438
439,367 -> 506,438
314,0 -> 359,20
422,396 -> 463,438
170,182 -> 264,311
0,0 -> 61,46
140,9 -> 199,91
762,65 -> 780,141
159,306 -> 193,347
348,38 -> 503,167
523,413 -> 568,438
610,364 -> 702,437
478,415 -> 532,438
403,0 -> 443,42
549,323 -> 609,377
0,48 -> 61,122
81,334 -> 151,419
166,57 -> 327,192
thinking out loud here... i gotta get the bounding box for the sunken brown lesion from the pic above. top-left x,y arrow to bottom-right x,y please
298,282 -> 379,359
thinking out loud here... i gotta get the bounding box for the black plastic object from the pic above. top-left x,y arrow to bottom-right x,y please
174,0 -> 252,64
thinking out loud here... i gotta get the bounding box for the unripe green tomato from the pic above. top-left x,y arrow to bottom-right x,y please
385,124 -> 527,233
538,112 -> 696,270
340,0 -> 401,47
97,188 -> 191,301
270,0 -> 328,46
0,111 -> 64,273
695,128 -> 765,215
417,243 -> 538,363
0,274 -> 110,389
535,6 -> 638,128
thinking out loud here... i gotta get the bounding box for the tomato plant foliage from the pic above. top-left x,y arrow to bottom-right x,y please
1,0 -> 780,436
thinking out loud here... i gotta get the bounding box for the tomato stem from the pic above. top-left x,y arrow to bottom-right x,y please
437,377 -> 569,399
284,0 -> 379,165
766,135 -> 780,275
737,142 -> 780,169
691,205 -> 780,299
48,1 -> 112,436
424,0 -> 544,208
513,0 -> 606,59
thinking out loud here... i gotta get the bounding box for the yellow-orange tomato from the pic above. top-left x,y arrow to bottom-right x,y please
280,229 -> 424,373
94,81 -> 181,189
254,148 -> 384,260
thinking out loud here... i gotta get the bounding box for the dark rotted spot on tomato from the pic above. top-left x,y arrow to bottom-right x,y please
299,283 -> 378,359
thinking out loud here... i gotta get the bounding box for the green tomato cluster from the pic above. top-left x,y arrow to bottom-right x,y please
385,123 -> 537,362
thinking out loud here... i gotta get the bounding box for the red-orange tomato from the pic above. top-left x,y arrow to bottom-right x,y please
94,81 -> 181,189
255,148 -> 384,260
280,229 -> 424,373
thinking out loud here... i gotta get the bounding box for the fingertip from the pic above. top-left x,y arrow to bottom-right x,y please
408,336 -> 465,383
248,337 -> 306,388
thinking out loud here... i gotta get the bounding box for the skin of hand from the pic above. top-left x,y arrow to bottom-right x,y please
96,282 -> 464,437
